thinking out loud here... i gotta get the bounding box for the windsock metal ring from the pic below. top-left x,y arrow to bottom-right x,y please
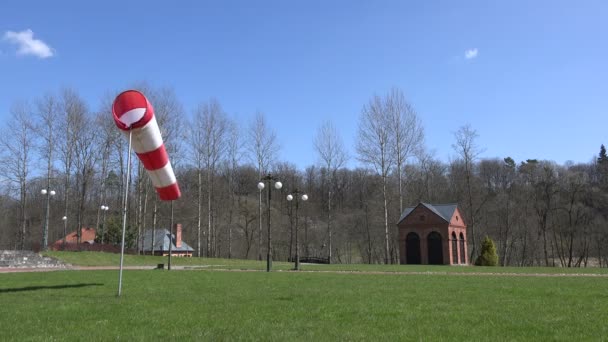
112,90 -> 181,201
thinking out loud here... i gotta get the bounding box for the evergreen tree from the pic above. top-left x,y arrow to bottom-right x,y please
597,145 -> 608,190
100,217 -> 136,247
598,144 -> 608,164
475,236 -> 498,266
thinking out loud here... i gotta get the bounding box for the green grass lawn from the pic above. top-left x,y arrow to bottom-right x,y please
44,251 -> 608,274
1,269 -> 607,341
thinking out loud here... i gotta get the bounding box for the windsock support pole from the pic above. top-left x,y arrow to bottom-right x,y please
117,129 -> 133,297
168,200 -> 174,270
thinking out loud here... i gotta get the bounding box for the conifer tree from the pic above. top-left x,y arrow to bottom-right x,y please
475,236 -> 498,266
598,144 -> 608,164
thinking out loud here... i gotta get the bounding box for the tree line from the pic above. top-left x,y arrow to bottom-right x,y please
1,83 -> 606,267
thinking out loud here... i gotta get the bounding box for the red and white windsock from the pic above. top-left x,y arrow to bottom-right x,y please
112,90 -> 181,201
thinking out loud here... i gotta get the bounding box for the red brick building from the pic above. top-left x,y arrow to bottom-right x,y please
51,228 -> 97,250
397,203 -> 468,265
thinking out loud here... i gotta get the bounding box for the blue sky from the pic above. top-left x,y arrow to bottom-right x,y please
1,1 -> 607,169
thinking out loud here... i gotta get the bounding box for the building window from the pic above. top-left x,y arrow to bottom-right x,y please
456,216 -> 459,221
420,215 -> 425,221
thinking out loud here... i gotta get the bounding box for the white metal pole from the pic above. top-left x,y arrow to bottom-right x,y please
42,190 -> 51,251
118,129 -> 133,297
168,200 -> 173,270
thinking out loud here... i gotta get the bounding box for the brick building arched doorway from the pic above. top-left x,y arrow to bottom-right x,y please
405,232 -> 421,264
427,231 -> 443,265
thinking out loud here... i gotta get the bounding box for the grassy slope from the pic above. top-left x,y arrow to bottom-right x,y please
44,251 -> 608,274
1,270 -> 607,341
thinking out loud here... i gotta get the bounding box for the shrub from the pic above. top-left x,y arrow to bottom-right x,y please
475,236 -> 498,266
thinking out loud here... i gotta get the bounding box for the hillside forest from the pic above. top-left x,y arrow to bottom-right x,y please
1,84 -> 607,267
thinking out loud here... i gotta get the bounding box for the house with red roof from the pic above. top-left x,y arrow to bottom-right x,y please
51,228 -> 97,250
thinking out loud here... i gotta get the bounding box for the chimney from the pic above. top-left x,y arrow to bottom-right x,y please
175,224 -> 182,248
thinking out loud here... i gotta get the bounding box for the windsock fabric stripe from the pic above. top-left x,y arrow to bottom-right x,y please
124,116 -> 169,170
146,162 -> 177,188
156,183 -> 181,201
147,158 -> 180,200
148,164 -> 181,201
125,117 -> 163,154
136,145 -> 169,171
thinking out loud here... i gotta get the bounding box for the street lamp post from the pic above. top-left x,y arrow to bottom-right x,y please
258,184 -> 263,261
287,189 -> 308,271
100,205 -> 109,244
257,174 -> 282,272
41,189 -> 56,251
61,216 -> 67,249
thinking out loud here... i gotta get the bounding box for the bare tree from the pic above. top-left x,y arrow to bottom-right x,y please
35,93 -> 60,250
93,94 -> 115,238
356,94 -> 394,264
414,149 -> 448,202
522,160 -> 559,266
147,86 -> 185,165
555,170 -> 589,267
387,88 -> 424,213
314,120 -> 348,263
57,89 -> 86,246
72,103 -> 98,244
233,165 -> 259,258
452,124 -> 484,260
238,198 -> 258,259
225,120 -> 243,258
247,112 -> 279,260
0,102 -> 35,249
190,99 -> 229,257
187,108 -> 205,257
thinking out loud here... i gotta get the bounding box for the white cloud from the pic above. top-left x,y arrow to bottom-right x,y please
3,29 -> 54,58
464,48 -> 478,60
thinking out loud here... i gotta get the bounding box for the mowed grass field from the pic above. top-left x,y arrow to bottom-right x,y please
42,251 -> 608,274
0,252 -> 606,341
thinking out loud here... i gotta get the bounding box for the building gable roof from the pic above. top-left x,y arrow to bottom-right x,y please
398,203 -> 459,224
141,229 -> 194,252
54,228 -> 97,245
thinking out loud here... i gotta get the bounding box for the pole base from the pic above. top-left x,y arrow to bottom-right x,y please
267,254 -> 272,272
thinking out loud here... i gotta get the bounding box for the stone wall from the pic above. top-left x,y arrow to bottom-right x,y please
0,250 -> 70,268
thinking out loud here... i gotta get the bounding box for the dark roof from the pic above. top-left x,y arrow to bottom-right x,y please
141,229 -> 194,252
398,203 -> 458,224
